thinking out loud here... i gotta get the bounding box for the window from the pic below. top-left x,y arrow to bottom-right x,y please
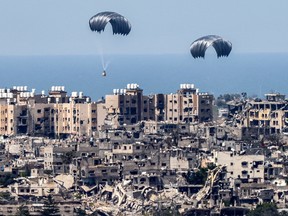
131,107 -> 137,115
241,161 -> 248,167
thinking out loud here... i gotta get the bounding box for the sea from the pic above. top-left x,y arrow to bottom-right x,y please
0,53 -> 287,101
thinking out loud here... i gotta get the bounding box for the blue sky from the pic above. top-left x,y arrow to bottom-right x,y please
0,0 -> 288,56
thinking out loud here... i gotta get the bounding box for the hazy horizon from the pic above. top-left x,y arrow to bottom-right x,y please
0,53 -> 287,101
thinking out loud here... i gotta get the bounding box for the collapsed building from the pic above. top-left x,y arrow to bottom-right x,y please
1,87 -> 288,215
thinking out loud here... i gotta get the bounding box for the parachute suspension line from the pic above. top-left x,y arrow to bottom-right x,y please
89,11 -> 131,77
96,42 -> 108,76
99,46 -> 110,71
100,50 -> 106,71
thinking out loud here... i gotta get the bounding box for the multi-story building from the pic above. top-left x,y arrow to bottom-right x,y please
228,93 -> 288,136
0,103 -> 15,136
105,84 -> 155,126
164,84 -> 213,123
212,151 -> 265,185
0,86 -> 97,137
0,83 -> 214,137
104,83 -> 214,127
31,87 -> 94,138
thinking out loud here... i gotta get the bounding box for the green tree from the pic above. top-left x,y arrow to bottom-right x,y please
41,195 -> 60,216
185,168 -> 208,185
0,172 -> 16,187
248,203 -> 279,216
185,164 -> 217,185
15,205 -> 30,216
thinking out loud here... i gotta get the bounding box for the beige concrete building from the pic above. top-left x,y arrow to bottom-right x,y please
244,93 -> 287,133
228,93 -> 288,136
0,83 -> 214,137
0,86 -> 97,137
212,151 -> 265,184
8,176 -> 60,197
31,87 -> 94,138
0,103 -> 15,136
105,84 -> 154,127
164,84 -> 198,124
0,201 -> 80,216
104,83 -> 214,128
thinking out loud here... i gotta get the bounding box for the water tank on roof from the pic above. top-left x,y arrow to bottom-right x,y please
72,92 -> 78,97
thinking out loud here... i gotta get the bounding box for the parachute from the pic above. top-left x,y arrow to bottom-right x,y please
190,35 -> 232,58
89,11 -> 131,35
